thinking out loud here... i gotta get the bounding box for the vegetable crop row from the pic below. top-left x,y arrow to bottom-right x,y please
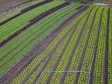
11,12 -> 77,83
77,6 -> 104,84
28,27 -> 73,84
49,10 -> 92,84
64,13 -> 89,84
11,4 -> 90,83
0,5 -> 78,76
108,8 -> 112,84
92,7 -> 109,84
0,3 -> 77,53
0,1 -> 65,43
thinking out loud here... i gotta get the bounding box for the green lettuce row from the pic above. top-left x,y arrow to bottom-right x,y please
49,7 -> 93,83
77,6 -> 104,84
0,7 -> 77,76
64,13 -> 89,84
108,8 -> 112,84
0,3 -> 76,53
11,10 -> 77,83
92,7 -> 109,84
29,27 -> 73,84
0,1 -> 65,42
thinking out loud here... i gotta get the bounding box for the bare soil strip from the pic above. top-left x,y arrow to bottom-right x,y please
76,5 -> 85,10
0,0 -> 53,26
73,6 -> 100,84
103,7 -> 110,84
0,5 -> 83,84
0,2 -> 70,47
89,8 -> 104,84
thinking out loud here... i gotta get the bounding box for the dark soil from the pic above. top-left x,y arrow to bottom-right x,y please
16,0 -> 36,7
29,2 -> 70,23
76,5 -> 85,10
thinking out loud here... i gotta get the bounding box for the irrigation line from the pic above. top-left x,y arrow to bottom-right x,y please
34,70 -> 87,84
43,70 -> 87,73
88,54 -> 95,84
87,24 -> 100,84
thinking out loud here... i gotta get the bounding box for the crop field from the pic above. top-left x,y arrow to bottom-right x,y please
0,0 -> 112,84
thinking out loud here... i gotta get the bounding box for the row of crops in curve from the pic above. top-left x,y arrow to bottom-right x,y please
10,5 -> 95,84
0,0 -> 64,43
108,7 -> 112,84
0,2 -> 81,76
10,5 -> 112,84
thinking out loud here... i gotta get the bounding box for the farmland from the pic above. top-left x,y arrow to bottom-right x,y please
0,0 -> 112,84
